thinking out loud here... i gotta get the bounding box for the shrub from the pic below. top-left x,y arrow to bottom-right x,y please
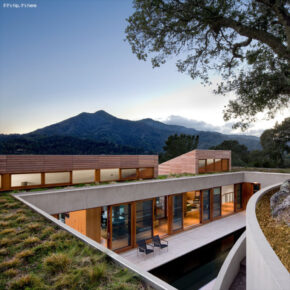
23,236 -> 41,246
15,249 -> 34,259
0,228 -> 17,235
3,268 -> 18,277
0,257 -> 20,270
88,263 -> 106,282
9,274 -> 42,290
43,253 -> 71,274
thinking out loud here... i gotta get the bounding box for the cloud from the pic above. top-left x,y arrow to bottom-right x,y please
163,115 -> 267,137
163,115 -> 235,134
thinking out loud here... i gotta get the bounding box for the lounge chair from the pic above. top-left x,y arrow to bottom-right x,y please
152,235 -> 168,251
137,239 -> 154,256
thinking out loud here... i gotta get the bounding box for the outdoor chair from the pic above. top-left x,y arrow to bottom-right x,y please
137,239 -> 154,256
152,235 -> 168,251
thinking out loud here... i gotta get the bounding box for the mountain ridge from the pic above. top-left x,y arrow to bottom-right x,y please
0,110 -> 261,154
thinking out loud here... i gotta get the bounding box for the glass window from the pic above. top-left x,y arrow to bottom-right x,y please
45,172 -> 70,185
112,204 -> 131,250
215,159 -> 222,171
136,200 -> 153,242
172,195 -> 183,231
253,183 -> 261,193
72,170 -> 95,184
154,196 -> 168,236
213,187 -> 221,218
198,160 -> 206,173
184,191 -> 200,228
11,173 -> 41,187
121,169 -> 137,180
207,159 -> 215,172
101,206 -> 108,247
202,189 -> 210,221
100,169 -> 119,182
236,184 -> 243,210
222,185 -> 234,216
139,167 -> 154,179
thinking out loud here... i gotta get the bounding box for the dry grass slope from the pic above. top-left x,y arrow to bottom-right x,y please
0,193 -> 149,290
256,192 -> 290,272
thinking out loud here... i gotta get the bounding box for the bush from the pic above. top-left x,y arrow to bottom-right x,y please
43,253 -> 71,274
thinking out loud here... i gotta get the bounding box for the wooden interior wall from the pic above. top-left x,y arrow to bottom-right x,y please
242,183 -> 254,209
65,208 -> 101,243
65,210 -> 87,236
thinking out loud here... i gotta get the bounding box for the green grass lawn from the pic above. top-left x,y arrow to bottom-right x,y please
0,193 -> 148,290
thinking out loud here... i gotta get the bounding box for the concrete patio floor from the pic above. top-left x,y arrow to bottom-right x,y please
121,212 -> 246,272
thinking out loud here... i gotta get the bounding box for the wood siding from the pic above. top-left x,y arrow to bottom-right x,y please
158,149 -> 231,175
0,155 -> 158,174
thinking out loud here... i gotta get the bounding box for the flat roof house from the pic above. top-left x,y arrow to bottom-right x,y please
0,154 -> 158,191
158,149 -> 231,175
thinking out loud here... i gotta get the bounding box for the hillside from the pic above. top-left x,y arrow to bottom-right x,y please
0,110 -> 261,154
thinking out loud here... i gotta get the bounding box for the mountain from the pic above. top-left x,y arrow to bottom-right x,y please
0,110 -> 261,154
0,134 -> 150,155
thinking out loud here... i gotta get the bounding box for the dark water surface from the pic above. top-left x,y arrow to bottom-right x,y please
149,227 -> 245,290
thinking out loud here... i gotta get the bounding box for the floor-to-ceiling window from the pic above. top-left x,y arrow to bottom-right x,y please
136,200 -> 153,242
172,194 -> 183,231
222,185 -> 234,216
101,206 -> 108,247
236,184 -> 243,210
213,187 -> 221,218
184,191 -> 200,228
111,204 -> 131,250
154,197 -> 168,236
202,189 -> 210,222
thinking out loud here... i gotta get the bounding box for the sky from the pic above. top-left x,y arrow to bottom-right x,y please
0,0 -> 289,137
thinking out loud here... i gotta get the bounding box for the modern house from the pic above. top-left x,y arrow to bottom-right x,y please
0,154 -> 158,191
158,149 -> 231,175
11,156 -> 290,289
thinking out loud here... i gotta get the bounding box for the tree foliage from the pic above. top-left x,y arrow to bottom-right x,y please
210,139 -> 249,166
260,117 -> 290,167
160,133 -> 199,162
126,0 -> 290,129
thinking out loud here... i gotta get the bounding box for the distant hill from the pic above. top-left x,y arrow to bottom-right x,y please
0,110 -> 261,154
0,134 -> 149,155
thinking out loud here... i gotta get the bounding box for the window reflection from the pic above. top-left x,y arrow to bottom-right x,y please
184,191 -> 200,228
154,197 -> 168,236
112,204 -> 131,250
213,187 -> 221,218
172,195 -> 183,231
136,200 -> 153,242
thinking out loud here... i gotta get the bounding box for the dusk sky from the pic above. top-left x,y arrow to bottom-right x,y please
0,0 -> 289,136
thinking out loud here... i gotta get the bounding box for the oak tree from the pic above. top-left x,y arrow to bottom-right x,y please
126,0 -> 290,130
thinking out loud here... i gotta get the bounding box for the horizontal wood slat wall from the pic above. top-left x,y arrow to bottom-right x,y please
0,155 -> 158,174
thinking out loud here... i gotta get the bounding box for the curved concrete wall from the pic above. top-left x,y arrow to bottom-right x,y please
213,231 -> 246,290
246,183 -> 290,290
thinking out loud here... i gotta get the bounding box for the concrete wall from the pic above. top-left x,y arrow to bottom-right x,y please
246,183 -> 290,290
15,171 -> 290,215
16,172 -> 244,214
213,231 -> 246,290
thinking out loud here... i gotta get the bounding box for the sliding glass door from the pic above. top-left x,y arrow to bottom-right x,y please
172,194 -> 183,231
136,200 -> 153,242
202,189 -> 210,222
213,187 -> 221,218
111,204 -> 131,250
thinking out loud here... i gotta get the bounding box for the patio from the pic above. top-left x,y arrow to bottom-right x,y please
121,211 -> 246,272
